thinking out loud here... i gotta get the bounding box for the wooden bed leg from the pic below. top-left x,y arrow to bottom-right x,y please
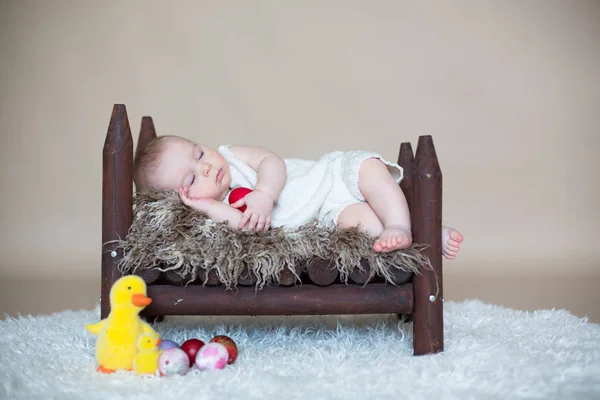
397,142 -> 415,322
101,104 -> 134,320
411,135 -> 443,355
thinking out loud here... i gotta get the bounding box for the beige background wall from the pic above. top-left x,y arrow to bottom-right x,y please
1,1 -> 598,321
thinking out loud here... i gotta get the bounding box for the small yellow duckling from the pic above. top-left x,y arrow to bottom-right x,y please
86,275 -> 158,373
133,332 -> 162,375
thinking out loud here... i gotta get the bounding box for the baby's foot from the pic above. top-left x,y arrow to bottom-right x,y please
442,226 -> 463,260
373,227 -> 412,253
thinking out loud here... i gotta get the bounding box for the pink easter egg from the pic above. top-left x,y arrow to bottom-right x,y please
158,348 -> 190,376
194,342 -> 229,371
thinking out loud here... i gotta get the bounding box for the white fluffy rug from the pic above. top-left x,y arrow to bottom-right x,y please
1,300 -> 599,400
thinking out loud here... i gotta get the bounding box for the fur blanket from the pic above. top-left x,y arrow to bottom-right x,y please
115,191 -> 432,289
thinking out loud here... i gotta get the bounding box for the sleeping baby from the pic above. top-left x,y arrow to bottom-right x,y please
133,135 -> 463,258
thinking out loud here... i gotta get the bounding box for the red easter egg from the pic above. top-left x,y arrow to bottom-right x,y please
180,338 -> 205,367
228,187 -> 252,212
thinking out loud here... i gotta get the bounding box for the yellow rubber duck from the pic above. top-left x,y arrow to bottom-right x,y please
86,275 -> 158,373
133,332 -> 162,375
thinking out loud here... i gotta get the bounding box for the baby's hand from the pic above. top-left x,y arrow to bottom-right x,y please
178,186 -> 215,213
231,190 -> 274,232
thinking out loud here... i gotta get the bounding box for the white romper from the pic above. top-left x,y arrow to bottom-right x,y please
218,145 -> 404,229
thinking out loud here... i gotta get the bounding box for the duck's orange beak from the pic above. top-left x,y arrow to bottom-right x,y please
132,293 -> 152,307
156,338 -> 161,346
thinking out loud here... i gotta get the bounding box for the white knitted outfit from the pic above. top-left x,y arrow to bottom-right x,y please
218,145 -> 403,229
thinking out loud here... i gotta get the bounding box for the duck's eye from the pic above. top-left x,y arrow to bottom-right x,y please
127,286 -> 131,290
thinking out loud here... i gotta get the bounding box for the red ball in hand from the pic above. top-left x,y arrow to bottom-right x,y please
180,338 -> 205,367
228,187 -> 252,212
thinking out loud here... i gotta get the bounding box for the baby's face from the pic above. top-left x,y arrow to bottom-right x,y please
151,137 -> 231,201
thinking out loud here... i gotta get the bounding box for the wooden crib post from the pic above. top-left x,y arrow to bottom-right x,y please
101,104 -> 134,319
397,142 -> 415,321
398,142 -> 414,213
134,117 -> 158,286
411,135 -> 443,355
134,116 -> 164,324
135,116 -> 158,160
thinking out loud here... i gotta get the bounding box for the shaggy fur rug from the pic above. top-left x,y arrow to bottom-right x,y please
115,191 -> 432,289
1,300 -> 599,400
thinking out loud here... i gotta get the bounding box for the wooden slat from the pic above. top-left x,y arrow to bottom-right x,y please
164,270 -> 192,285
204,270 -> 221,286
390,269 -> 411,285
144,283 -> 413,316
349,259 -> 372,284
411,135 -> 443,355
237,265 -> 258,286
278,264 -> 301,286
306,258 -> 338,286
101,104 -> 133,319
349,259 -> 412,285
135,269 -> 162,284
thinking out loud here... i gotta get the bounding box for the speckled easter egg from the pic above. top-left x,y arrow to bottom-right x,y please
158,339 -> 180,351
158,348 -> 191,376
194,342 -> 229,371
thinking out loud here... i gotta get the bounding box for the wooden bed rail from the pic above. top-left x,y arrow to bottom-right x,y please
145,283 -> 413,316
101,104 -> 444,355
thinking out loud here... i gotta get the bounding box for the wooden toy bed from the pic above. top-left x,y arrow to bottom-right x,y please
101,104 -> 444,356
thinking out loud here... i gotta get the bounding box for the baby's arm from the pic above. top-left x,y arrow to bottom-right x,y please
228,145 -> 287,231
179,187 -> 243,229
229,145 -> 286,202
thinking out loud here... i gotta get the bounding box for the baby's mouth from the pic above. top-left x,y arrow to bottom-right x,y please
216,168 -> 223,183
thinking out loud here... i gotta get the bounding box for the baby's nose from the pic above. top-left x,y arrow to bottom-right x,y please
202,163 -> 211,176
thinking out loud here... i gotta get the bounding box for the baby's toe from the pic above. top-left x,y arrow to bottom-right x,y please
450,230 -> 463,243
447,243 -> 460,251
443,247 -> 457,256
373,240 -> 384,252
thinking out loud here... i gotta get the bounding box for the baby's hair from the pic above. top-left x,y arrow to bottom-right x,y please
133,135 -> 173,192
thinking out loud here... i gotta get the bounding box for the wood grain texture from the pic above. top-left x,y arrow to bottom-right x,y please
278,264 -> 302,286
349,260 -> 412,285
306,258 -> 338,286
411,135 -> 444,355
398,142 -> 414,213
135,268 -> 161,284
135,116 -> 157,160
101,104 -> 133,319
143,283 -> 413,316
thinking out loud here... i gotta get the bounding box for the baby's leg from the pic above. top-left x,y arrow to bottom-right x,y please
336,198 -> 411,253
354,158 -> 413,252
338,203 -> 464,259
337,202 -> 384,236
